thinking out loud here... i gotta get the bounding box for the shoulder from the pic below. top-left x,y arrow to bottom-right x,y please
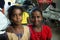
28,24 -> 32,28
7,32 -> 18,40
42,25 -> 52,37
23,25 -> 29,31
23,25 -> 30,35
23,26 -> 30,37
6,26 -> 14,33
43,25 -> 52,31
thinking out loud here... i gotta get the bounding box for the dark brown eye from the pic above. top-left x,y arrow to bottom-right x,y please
37,16 -> 40,18
12,14 -> 16,17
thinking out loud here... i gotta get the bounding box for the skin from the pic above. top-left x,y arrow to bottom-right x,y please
2,8 -> 4,14
11,9 -> 22,25
31,10 -> 51,40
11,9 -> 24,34
31,10 -> 43,32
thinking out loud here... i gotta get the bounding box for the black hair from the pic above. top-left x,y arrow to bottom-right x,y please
8,2 -> 11,6
8,5 -> 24,25
31,7 -> 42,17
0,0 -> 5,9
30,7 -> 44,26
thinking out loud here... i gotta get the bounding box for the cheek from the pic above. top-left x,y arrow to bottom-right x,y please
31,18 -> 35,22
11,16 -> 17,21
38,18 -> 43,23
39,18 -> 42,21
20,16 -> 22,21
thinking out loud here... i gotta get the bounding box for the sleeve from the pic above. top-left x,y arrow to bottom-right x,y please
46,26 -> 52,40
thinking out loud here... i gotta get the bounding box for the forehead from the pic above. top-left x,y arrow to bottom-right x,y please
13,9 -> 22,14
32,11 -> 42,16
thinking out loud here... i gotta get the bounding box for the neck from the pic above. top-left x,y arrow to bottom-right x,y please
33,24 -> 42,32
33,24 -> 42,28
12,23 -> 23,28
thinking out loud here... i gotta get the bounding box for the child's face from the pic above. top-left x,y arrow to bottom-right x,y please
31,11 -> 43,26
11,9 -> 22,25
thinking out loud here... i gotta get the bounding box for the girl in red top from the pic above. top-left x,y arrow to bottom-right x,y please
29,8 -> 52,40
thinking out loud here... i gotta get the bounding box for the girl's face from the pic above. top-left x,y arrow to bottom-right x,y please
31,11 -> 43,26
11,9 -> 22,25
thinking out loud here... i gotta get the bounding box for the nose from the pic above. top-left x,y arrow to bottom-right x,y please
34,17 -> 38,22
17,15 -> 20,20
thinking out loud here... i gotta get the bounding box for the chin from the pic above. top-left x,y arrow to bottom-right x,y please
34,24 -> 38,26
35,23 -> 40,25
16,22 -> 21,25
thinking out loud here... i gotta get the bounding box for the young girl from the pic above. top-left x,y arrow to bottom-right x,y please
29,8 -> 52,40
6,5 -> 30,40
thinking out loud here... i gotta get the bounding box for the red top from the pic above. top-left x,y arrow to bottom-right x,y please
28,25 -> 52,40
